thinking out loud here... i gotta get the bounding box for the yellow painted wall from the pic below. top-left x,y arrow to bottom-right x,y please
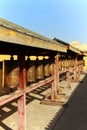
83,56 -> 87,69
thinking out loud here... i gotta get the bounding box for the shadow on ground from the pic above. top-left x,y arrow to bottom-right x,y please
0,74 -> 87,130
0,84 -> 50,130
45,74 -> 87,130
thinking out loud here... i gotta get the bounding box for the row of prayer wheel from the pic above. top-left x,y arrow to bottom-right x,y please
1,57 -> 54,89
77,60 -> 83,65
26,58 -> 54,83
0,57 -> 83,90
59,59 -> 75,70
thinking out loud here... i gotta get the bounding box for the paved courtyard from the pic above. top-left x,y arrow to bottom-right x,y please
0,74 -> 86,130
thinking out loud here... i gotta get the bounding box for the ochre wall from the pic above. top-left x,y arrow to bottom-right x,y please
83,56 -> 87,70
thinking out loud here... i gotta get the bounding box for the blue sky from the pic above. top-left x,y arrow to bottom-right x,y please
0,0 -> 87,43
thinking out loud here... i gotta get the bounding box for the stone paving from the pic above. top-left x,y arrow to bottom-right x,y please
49,74 -> 87,130
0,74 -> 86,130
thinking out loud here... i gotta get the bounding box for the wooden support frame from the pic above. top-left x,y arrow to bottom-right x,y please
54,53 -> 60,97
72,55 -> 82,82
66,69 -> 71,88
51,80 -> 55,101
18,54 -> 26,130
0,18 -> 84,130
73,56 -> 78,81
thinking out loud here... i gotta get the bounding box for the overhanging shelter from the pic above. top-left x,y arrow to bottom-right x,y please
53,37 -> 82,55
53,38 -> 83,89
0,18 -> 67,130
0,18 -> 67,55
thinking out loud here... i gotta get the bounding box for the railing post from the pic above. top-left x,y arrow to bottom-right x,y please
54,53 -> 59,97
18,54 -> 26,130
66,68 -> 71,88
74,56 -> 78,81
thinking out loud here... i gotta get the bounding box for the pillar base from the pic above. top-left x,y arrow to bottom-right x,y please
71,78 -> 80,83
57,87 -> 66,95
41,93 -> 67,106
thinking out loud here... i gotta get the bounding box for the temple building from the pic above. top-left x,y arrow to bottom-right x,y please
70,39 -> 87,70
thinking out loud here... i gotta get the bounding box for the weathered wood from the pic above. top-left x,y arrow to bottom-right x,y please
41,99 -> 65,106
4,60 -> 20,90
0,18 -> 67,55
26,77 -> 54,93
18,54 -> 26,130
0,62 -> 2,87
36,57 -> 44,80
0,91 -> 23,106
26,58 -> 36,83
43,58 -> 50,77
18,94 -> 26,130
54,54 -> 59,96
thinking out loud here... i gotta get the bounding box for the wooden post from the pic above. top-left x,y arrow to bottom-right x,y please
18,94 -> 26,130
51,80 -> 55,101
66,69 -> 71,88
49,56 -> 55,101
50,54 -> 59,100
66,55 -> 71,88
1,61 -> 4,87
18,54 -> 26,130
54,54 -> 59,97
74,56 -> 78,81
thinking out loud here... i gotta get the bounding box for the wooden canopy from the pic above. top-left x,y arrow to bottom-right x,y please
0,18 -> 67,55
53,37 -> 83,55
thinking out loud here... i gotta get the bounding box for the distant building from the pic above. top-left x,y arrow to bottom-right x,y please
70,39 -> 87,70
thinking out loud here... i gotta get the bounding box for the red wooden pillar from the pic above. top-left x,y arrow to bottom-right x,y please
50,54 -> 59,100
78,64 -> 81,78
18,54 -> 26,130
51,80 -> 55,101
49,56 -> 55,101
74,56 -> 78,81
54,54 -> 59,97
66,68 -> 71,88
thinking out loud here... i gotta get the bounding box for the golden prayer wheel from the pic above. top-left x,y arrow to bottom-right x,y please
59,60 -> 61,70
64,60 -> 66,68
81,60 -> 83,65
68,59 -> 71,67
43,59 -> 50,77
71,60 -> 73,67
69,59 -> 71,67
66,60 -> 69,68
61,60 -> 65,69
5,60 -> 20,89
36,59 -> 44,80
49,58 -> 54,75
0,62 -> 2,88
63,60 -> 66,68
26,59 -> 36,83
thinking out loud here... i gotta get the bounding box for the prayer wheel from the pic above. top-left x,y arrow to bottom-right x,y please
61,60 -> 65,70
0,62 -> 2,88
65,59 -> 68,68
63,60 -> 66,68
49,58 -> 54,75
59,60 -> 61,70
71,59 -> 74,67
59,56 -> 62,70
43,58 -> 50,77
36,58 -> 44,80
26,58 -> 36,83
5,60 -> 20,89
68,59 -> 71,67
66,60 -> 69,68
69,59 -> 71,67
